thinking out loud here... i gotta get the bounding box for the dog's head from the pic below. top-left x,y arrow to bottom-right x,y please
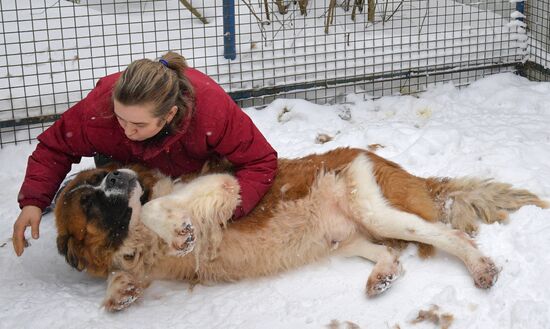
54,166 -> 155,277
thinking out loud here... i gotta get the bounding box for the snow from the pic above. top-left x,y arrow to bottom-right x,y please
1,72 -> 550,328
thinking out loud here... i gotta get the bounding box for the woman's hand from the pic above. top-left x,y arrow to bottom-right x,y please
12,205 -> 42,256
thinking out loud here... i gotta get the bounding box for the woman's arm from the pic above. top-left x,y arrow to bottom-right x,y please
201,90 -> 277,218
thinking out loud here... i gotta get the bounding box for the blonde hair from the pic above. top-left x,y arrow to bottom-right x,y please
113,51 -> 195,132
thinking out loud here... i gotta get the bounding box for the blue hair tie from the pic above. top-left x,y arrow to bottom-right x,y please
159,59 -> 169,67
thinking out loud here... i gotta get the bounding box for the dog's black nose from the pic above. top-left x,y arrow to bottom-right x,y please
106,171 -> 128,190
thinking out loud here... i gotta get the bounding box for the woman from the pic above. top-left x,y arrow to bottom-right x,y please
12,51 -> 278,256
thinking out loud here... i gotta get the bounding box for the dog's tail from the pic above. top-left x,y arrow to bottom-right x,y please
426,177 -> 548,234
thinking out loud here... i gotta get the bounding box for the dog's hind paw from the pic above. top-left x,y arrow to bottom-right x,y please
472,257 -> 499,289
170,218 -> 196,257
366,258 -> 402,297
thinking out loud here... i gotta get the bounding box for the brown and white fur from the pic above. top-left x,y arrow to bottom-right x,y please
53,148 -> 547,311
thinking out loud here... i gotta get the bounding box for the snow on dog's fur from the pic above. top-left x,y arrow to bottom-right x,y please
54,147 -> 547,311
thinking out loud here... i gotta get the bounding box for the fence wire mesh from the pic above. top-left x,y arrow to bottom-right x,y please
522,0 -> 550,80
0,0 -> 544,147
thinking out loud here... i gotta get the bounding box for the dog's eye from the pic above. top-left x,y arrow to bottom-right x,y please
85,172 -> 108,186
123,253 -> 135,261
80,190 -> 96,206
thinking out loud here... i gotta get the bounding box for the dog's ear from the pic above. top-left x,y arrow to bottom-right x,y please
56,234 -> 69,256
79,190 -> 98,219
56,234 -> 87,271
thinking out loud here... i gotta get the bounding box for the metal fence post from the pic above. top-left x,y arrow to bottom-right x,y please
223,0 -> 237,60
515,0 -> 525,22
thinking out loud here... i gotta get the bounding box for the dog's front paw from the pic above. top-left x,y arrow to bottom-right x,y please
170,216 -> 196,257
141,200 -> 197,256
104,272 -> 143,312
185,174 -> 241,227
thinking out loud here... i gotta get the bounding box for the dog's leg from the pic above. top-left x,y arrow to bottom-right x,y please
338,237 -> 402,297
347,154 -> 498,289
141,173 -> 240,258
103,270 -> 143,312
363,208 -> 498,289
140,205 -> 197,257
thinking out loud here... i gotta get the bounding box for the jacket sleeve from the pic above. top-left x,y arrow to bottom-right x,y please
202,90 -> 277,219
17,80 -> 109,210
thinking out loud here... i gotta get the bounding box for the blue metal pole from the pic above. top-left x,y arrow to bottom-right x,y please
515,0 -> 525,22
223,0 -> 236,60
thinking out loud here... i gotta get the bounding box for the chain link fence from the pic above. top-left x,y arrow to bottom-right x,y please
520,0 -> 550,80
0,0 -> 545,147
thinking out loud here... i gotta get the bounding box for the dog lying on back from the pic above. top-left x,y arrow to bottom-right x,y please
54,147 -> 547,311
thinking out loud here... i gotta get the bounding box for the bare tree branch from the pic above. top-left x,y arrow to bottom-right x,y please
263,0 -> 271,21
352,0 -> 364,21
241,0 -> 264,24
325,0 -> 337,34
356,0 -> 364,12
384,0 -> 403,22
298,0 -> 309,15
178,0 -> 208,24
368,0 -> 375,22
275,0 -> 288,14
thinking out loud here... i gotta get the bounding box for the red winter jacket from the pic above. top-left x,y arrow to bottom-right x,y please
18,68 -> 278,219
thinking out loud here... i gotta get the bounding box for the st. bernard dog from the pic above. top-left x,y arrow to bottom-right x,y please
54,147 -> 547,311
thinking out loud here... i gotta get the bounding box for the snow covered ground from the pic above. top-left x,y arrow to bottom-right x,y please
1,72 -> 549,328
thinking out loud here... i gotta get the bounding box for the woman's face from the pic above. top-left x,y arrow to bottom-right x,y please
113,100 -> 168,141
